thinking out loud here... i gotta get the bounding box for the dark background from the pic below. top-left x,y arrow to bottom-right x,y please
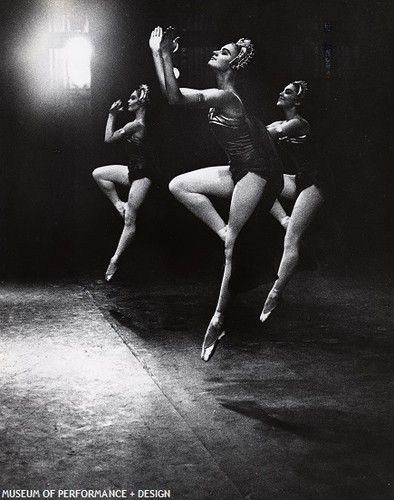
1,0 -> 392,279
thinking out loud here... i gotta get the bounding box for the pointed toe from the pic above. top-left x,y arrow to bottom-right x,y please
201,322 -> 226,362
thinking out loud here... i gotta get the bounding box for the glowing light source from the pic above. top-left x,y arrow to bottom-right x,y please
65,36 -> 92,89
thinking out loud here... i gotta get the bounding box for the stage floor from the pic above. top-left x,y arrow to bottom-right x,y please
0,262 -> 392,499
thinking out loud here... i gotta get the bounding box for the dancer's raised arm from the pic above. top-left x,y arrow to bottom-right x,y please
104,100 -> 143,143
149,26 -> 167,96
158,26 -> 234,109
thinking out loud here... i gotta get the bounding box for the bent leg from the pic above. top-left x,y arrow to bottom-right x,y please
92,165 -> 130,217
261,185 -> 324,319
169,165 -> 234,240
105,178 -> 151,281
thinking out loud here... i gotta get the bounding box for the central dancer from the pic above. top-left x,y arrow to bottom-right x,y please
150,26 -> 283,361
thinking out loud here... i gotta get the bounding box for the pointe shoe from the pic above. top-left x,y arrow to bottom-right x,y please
105,259 -> 118,282
201,321 -> 226,362
260,291 -> 282,323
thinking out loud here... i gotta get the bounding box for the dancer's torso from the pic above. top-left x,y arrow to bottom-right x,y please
277,132 -> 332,195
208,102 -> 262,166
124,135 -> 147,168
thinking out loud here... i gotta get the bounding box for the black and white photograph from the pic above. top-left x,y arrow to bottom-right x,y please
0,0 -> 393,498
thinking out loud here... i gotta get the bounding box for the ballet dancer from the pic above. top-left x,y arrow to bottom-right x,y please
261,80 -> 332,321
150,26 -> 283,361
92,84 -> 152,281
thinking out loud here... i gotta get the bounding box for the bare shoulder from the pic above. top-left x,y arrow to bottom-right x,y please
295,116 -> 311,133
267,120 -> 285,129
122,119 -> 145,137
283,116 -> 310,137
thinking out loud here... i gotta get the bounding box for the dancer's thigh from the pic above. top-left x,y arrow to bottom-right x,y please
280,174 -> 297,201
287,185 -> 324,238
127,178 -> 151,211
95,165 -> 130,187
173,165 -> 234,198
228,172 -> 267,237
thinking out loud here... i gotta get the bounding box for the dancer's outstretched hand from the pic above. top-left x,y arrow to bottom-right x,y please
149,26 -> 163,53
160,26 -> 177,55
109,99 -> 123,115
150,26 -> 179,54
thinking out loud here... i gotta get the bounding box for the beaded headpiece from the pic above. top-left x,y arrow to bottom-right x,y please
229,38 -> 255,70
292,80 -> 308,101
137,84 -> 150,105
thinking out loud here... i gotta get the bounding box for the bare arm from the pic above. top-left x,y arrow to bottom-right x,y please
149,27 -> 167,96
150,26 -> 180,96
104,101 -> 143,143
266,118 -> 310,141
158,27 -> 236,109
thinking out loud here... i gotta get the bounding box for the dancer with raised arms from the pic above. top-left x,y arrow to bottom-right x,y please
150,26 -> 283,361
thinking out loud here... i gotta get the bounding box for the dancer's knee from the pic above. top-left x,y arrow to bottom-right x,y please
92,167 -> 103,183
169,176 -> 188,199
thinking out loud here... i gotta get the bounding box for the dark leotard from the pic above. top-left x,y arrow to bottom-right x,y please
277,133 -> 333,197
124,135 -> 153,183
208,93 -> 282,186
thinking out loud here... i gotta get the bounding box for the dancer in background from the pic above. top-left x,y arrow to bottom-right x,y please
150,26 -> 283,361
261,80 -> 332,321
92,84 -> 152,281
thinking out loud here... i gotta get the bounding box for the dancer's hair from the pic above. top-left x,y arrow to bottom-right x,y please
137,84 -> 150,106
291,80 -> 308,102
229,38 -> 255,70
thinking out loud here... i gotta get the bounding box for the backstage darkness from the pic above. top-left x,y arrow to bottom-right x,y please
0,0 -> 393,499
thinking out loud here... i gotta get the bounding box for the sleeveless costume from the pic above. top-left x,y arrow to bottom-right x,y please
276,133 -> 333,197
124,135 -> 153,183
208,97 -> 282,186
208,93 -> 284,292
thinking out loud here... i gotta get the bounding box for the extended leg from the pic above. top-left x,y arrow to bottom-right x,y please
202,172 -> 268,361
260,185 -> 324,321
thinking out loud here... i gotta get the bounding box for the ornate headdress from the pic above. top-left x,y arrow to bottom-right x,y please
292,80 -> 308,101
229,38 -> 255,70
137,84 -> 150,105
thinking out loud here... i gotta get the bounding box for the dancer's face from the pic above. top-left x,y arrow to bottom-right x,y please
127,90 -> 140,111
277,84 -> 299,109
208,43 -> 240,71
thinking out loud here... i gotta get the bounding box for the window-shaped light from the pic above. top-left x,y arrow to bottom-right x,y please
65,36 -> 92,89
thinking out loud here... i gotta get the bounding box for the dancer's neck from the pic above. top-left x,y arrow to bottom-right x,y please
216,71 -> 237,92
